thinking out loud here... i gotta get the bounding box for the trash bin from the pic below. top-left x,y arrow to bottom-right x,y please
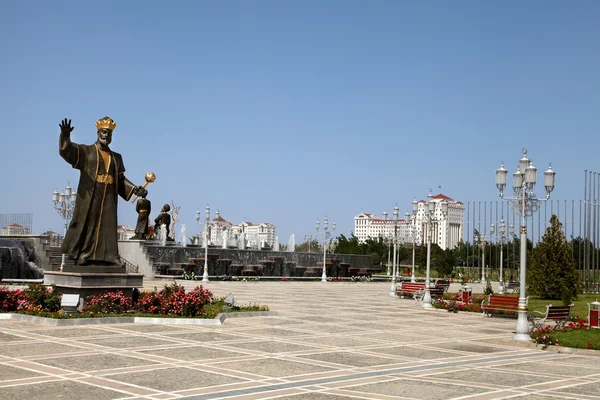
461,285 -> 472,303
589,300 -> 600,329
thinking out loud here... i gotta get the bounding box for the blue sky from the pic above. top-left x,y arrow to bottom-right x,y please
1,1 -> 599,241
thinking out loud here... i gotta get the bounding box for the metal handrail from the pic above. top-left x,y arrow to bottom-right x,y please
119,256 -> 139,273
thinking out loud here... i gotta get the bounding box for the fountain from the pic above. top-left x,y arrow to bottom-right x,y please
0,239 -> 44,279
159,224 -> 167,247
237,232 -> 246,249
273,236 -> 280,251
222,231 -> 228,249
180,224 -> 187,248
287,234 -> 295,252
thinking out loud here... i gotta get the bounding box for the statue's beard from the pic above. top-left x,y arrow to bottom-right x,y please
97,138 -> 111,147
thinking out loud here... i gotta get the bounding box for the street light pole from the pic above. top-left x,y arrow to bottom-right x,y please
317,217 -> 336,283
406,211 -> 416,283
195,205 -> 211,282
382,211 -> 390,276
491,219 -> 507,294
496,148 -> 555,341
419,189 -> 448,308
389,205 -> 399,296
481,234 -> 487,284
53,182 -> 77,271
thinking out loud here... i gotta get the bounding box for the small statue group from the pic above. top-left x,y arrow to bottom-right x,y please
153,204 -> 173,240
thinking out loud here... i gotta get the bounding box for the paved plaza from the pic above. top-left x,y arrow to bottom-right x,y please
1,280 -> 599,399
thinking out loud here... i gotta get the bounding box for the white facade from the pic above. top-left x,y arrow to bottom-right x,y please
234,221 -> 276,248
117,225 -> 135,240
354,213 -> 411,244
206,212 -> 276,248
354,194 -> 464,250
0,223 -> 30,236
412,194 -> 464,250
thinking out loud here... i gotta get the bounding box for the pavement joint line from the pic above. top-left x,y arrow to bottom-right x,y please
177,350 -> 556,400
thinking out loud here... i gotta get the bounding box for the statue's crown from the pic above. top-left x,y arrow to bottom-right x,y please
95,116 -> 117,131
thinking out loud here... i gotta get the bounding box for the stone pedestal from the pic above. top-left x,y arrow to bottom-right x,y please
44,268 -> 143,303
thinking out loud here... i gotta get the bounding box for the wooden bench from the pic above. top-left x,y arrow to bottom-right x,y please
505,282 -> 520,293
529,304 -> 573,329
414,286 -> 445,305
481,295 -> 525,317
396,282 -> 425,298
435,279 -> 451,293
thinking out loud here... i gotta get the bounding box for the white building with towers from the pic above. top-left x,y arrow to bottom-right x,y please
353,193 -> 464,250
204,211 -> 277,249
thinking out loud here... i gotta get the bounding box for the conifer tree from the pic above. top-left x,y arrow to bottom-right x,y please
527,215 -> 579,304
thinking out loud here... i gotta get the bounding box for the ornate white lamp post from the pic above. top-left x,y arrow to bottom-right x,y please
316,217 -> 336,283
405,211 -> 417,283
389,206 -> 399,296
419,189 -> 448,308
382,211 -> 390,275
195,205 -> 211,282
53,182 -> 77,271
496,148 -> 555,341
479,234 -> 488,284
491,218 -> 508,294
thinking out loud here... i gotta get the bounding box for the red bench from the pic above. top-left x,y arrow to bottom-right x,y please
481,295 -> 525,317
396,282 -> 425,298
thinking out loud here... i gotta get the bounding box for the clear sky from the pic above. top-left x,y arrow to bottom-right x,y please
1,1 -> 599,242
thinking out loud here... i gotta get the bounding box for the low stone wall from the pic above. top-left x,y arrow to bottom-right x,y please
143,244 -> 376,278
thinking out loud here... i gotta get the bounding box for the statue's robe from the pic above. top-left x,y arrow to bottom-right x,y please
59,135 -> 136,265
135,198 -> 151,238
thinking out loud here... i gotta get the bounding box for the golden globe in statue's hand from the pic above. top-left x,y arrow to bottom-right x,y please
131,172 -> 156,203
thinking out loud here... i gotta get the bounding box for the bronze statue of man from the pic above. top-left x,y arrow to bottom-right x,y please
58,117 -> 148,266
154,204 -> 171,239
133,195 -> 151,240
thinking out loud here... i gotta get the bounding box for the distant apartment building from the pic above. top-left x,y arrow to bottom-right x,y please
117,225 -> 135,241
207,211 -> 276,248
412,194 -> 464,250
0,223 -> 30,236
354,193 -> 464,250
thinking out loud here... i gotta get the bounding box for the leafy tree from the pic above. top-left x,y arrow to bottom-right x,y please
527,215 -> 579,304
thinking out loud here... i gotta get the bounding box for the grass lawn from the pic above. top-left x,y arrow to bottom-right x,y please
528,293 -> 598,320
548,328 -> 600,350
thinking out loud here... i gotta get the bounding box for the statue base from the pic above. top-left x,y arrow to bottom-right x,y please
44,266 -> 143,306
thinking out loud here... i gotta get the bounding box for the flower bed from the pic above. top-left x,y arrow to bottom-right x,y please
531,319 -> 598,350
1,283 -> 268,319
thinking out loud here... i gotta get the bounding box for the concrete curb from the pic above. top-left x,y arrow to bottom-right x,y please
0,311 -> 278,327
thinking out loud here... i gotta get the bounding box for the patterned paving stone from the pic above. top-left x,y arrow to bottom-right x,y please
27,327 -> 114,338
162,331 -> 246,342
494,361 -> 600,377
222,340 -> 323,354
0,364 -> 43,380
0,332 -> 28,342
79,336 -> 180,349
138,345 -> 247,361
296,351 -> 401,367
343,378 -> 488,399
0,342 -> 86,357
212,357 -> 338,378
276,394 -> 363,399
556,381 -> 600,397
0,380 -> 126,399
426,369 -> 559,387
36,353 -> 160,372
108,366 -> 244,391
366,346 -> 464,360
426,342 -> 512,353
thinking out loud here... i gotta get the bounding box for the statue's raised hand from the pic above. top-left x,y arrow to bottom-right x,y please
59,118 -> 74,136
